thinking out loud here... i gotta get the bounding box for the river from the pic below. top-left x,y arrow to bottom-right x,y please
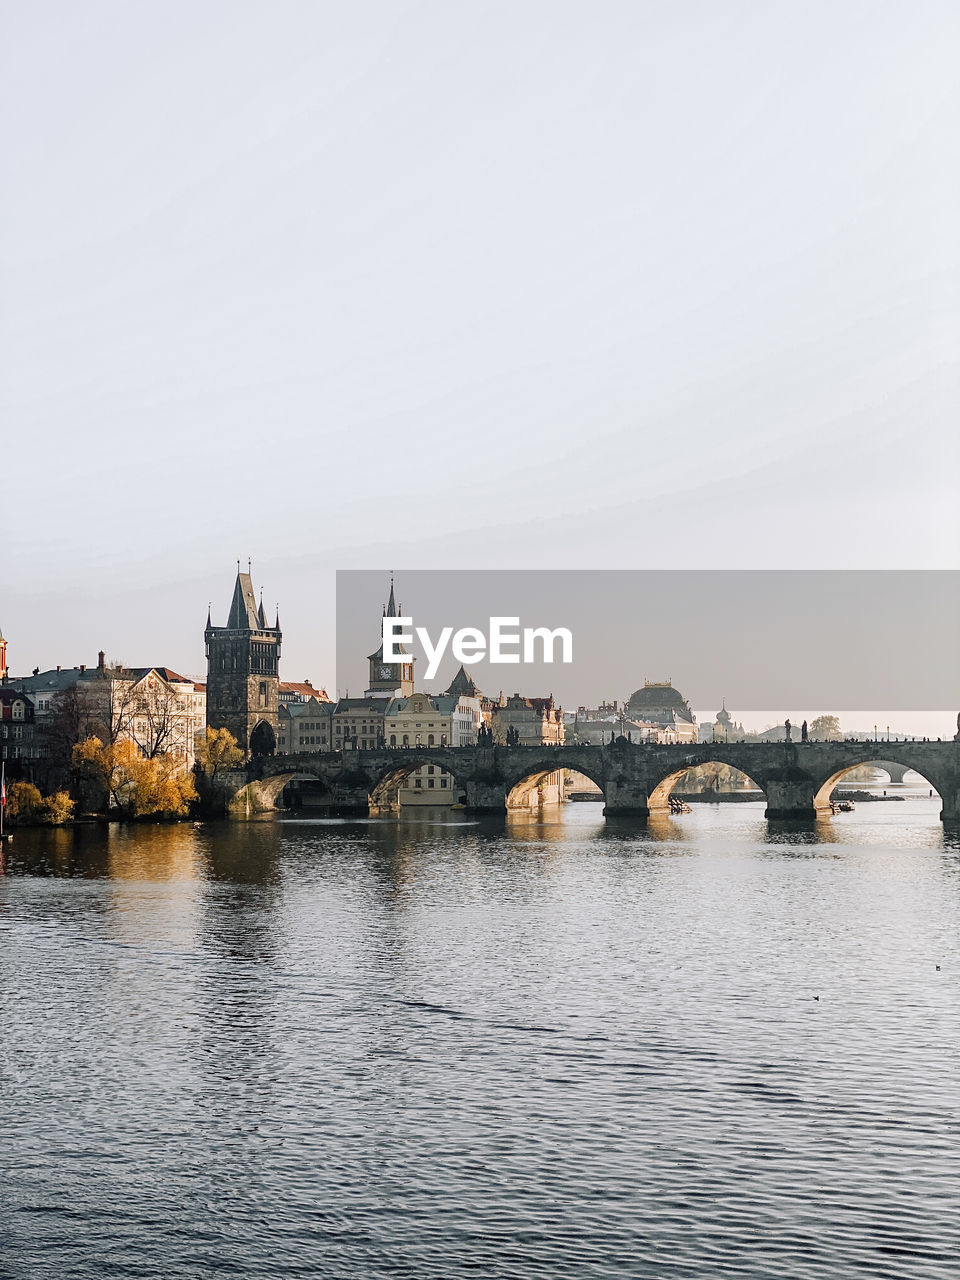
2,788 -> 959,1279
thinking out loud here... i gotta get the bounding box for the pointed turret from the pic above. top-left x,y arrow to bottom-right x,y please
385,575 -> 397,618
258,593 -> 267,629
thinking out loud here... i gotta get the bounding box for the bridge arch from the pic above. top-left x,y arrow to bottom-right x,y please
366,752 -> 470,812
503,755 -> 607,812
811,750 -> 943,813
646,760 -> 766,812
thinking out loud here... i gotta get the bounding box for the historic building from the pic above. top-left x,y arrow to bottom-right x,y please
365,578 -> 414,699
278,696 -> 333,754
205,569 -> 281,756
279,679 -> 330,706
332,697 -> 386,750
490,694 -> 565,747
624,680 -> 698,744
709,701 -> 745,743
8,652 -> 205,771
83,665 -> 206,767
384,692 -> 481,749
0,687 -> 42,777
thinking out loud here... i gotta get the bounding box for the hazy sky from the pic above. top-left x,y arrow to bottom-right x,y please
2,1 -> 958,692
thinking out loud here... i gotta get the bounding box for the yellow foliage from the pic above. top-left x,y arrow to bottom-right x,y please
40,791 -> 75,825
71,736 -> 196,818
6,781 -> 42,820
195,727 -> 243,777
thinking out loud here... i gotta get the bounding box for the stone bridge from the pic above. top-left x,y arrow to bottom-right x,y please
218,738 -> 960,823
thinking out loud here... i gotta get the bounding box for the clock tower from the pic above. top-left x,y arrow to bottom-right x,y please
365,577 -> 414,698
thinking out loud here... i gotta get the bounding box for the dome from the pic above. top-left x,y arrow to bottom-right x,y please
627,682 -> 688,711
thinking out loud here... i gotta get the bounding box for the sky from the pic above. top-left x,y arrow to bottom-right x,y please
2,1 -> 958,714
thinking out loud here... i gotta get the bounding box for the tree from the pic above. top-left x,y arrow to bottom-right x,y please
5,781 -> 75,826
810,715 -> 842,741
72,737 -> 197,819
40,791 -> 75,825
44,684 -> 99,781
195,727 -> 243,783
6,781 -> 42,822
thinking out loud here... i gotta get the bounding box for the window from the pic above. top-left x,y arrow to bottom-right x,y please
414,778 -> 422,788
428,765 -> 435,775
428,778 -> 435,788
440,778 -> 448,788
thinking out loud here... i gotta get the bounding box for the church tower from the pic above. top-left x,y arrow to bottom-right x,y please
365,577 -> 414,698
205,567 -> 282,756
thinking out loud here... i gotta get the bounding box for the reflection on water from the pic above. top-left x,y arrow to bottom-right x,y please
2,792 -> 960,1280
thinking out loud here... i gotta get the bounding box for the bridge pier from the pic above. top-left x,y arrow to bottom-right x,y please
602,779 -> 650,818
465,781 -> 507,814
764,779 -> 820,821
939,786 -> 960,826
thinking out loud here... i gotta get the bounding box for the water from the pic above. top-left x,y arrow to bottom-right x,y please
2,790 -> 960,1279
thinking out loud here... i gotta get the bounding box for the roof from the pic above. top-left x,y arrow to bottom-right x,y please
226,572 -> 261,629
626,681 -> 694,719
128,667 -> 193,684
281,697 -> 333,720
0,688 -> 31,706
280,680 -> 331,702
445,665 -> 481,698
8,668 -> 93,694
332,697 -> 388,713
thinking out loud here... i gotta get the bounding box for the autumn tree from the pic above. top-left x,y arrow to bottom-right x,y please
6,781 -> 42,822
5,781 -> 75,826
809,715 -> 842,741
72,737 -> 197,819
195,727 -> 243,783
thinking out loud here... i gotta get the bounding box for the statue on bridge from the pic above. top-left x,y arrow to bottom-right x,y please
955,712 -> 960,742
801,720 -> 808,743
784,719 -> 791,743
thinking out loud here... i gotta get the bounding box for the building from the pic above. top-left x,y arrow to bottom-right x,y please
205,568 -> 282,756
708,701 -> 745,743
0,688 -> 43,777
624,680 -> 698,744
279,679 -> 330,706
384,690 -> 481,808
81,664 -> 206,767
365,578 -> 414,699
490,694 -> 565,747
384,692 -> 481,749
8,653 -> 205,770
332,696 -> 387,750
278,696 -> 334,754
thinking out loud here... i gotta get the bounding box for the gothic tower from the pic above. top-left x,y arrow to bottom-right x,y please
365,577 -> 414,698
205,568 -> 282,756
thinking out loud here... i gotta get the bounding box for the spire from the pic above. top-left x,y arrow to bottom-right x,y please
385,573 -> 397,618
257,590 -> 267,629
226,567 -> 260,629
274,607 -> 280,631
206,603 -> 212,628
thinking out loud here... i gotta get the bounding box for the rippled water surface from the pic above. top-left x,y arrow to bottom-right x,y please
3,792 -> 960,1279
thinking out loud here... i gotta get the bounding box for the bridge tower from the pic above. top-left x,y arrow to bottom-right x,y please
365,576 -> 414,698
205,566 -> 282,757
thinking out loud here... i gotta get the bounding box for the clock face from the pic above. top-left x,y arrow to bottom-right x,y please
378,665 -> 393,680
